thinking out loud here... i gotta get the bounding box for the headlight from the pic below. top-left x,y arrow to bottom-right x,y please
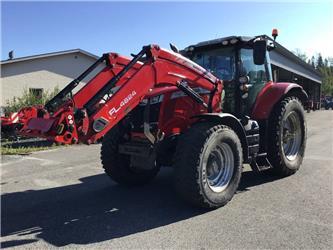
93,117 -> 109,133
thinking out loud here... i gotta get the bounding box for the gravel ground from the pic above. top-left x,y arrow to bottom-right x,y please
1,110 -> 332,249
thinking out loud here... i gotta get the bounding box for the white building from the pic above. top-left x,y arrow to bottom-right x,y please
0,49 -> 102,106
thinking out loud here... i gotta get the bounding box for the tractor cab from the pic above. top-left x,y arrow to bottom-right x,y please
182,34 -> 276,116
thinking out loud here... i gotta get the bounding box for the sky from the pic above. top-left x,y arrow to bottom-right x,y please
1,1 -> 333,61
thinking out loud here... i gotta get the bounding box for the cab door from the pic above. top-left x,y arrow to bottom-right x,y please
239,48 -> 271,115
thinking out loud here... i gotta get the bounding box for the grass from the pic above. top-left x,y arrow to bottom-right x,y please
1,145 -> 56,155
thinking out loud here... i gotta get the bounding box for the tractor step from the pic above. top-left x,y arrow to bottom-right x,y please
250,153 -> 272,172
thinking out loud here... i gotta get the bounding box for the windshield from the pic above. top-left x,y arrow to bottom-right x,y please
190,47 -> 236,81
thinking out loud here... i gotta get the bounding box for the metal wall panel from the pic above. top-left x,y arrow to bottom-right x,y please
269,50 -> 321,84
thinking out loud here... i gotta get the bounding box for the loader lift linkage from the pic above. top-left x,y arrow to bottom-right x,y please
46,46 -> 211,116
19,44 -> 223,146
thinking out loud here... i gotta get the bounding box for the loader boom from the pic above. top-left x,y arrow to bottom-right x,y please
18,45 -> 223,144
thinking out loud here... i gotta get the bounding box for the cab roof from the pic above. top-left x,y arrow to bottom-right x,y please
185,36 -> 253,50
183,35 -> 321,82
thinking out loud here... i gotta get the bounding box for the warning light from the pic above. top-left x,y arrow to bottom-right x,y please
272,29 -> 278,41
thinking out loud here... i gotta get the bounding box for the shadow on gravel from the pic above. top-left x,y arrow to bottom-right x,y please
1,169 -> 282,248
238,170 -> 284,192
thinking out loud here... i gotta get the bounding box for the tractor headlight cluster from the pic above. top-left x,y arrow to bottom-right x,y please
230,38 -> 238,44
222,38 -> 239,46
93,117 -> 109,133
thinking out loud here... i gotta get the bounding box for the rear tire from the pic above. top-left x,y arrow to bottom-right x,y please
101,126 -> 159,186
173,123 -> 243,208
268,97 -> 306,176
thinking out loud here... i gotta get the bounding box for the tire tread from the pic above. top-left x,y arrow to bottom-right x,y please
174,123 -> 242,208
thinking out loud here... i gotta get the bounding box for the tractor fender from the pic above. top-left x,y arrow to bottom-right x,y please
192,113 -> 249,162
251,82 -> 308,120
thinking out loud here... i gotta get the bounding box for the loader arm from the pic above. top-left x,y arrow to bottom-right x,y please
18,45 -> 223,144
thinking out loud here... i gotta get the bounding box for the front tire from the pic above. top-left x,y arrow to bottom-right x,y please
268,97 -> 307,176
101,126 -> 160,186
173,123 -> 243,208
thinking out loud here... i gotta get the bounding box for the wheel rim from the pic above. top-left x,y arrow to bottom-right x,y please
282,111 -> 302,161
206,142 -> 234,193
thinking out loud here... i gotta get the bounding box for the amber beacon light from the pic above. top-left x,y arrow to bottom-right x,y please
272,28 -> 279,41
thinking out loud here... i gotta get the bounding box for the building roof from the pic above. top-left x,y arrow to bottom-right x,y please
264,36 -> 321,83
184,35 -> 321,84
1,49 -> 99,65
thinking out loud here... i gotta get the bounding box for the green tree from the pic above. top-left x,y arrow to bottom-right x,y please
293,50 -> 332,96
317,53 -> 324,69
311,56 -> 316,68
320,66 -> 333,96
324,58 -> 329,67
4,86 -> 60,114
327,57 -> 333,67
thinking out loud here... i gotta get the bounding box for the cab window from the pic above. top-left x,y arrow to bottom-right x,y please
240,48 -> 267,85
191,47 -> 236,81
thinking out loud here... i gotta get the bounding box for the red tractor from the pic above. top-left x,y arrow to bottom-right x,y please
8,31 -> 307,208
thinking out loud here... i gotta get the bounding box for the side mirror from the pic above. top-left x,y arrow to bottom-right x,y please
170,43 -> 179,53
253,39 -> 267,65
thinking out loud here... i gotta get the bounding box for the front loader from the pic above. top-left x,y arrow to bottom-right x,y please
8,30 -> 307,208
